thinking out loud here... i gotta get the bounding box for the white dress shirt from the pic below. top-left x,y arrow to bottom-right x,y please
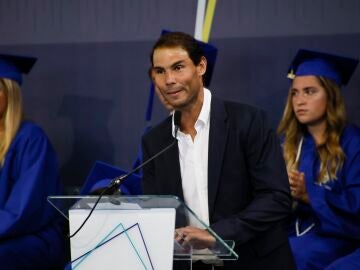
172,88 -> 211,226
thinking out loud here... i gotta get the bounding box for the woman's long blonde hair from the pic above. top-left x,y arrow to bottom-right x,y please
277,76 -> 346,183
0,78 -> 23,166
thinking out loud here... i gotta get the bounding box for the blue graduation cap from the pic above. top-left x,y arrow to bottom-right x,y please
80,161 -> 142,195
161,30 -> 218,87
0,54 -> 37,85
287,49 -> 359,86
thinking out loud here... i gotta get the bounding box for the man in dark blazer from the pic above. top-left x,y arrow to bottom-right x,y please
142,31 -> 295,270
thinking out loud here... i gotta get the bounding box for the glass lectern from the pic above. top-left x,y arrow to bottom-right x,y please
48,195 -> 238,269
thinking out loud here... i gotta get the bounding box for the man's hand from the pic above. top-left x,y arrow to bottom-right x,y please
175,226 -> 216,250
289,170 -> 309,203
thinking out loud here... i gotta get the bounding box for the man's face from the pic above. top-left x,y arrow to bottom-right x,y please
151,46 -> 206,110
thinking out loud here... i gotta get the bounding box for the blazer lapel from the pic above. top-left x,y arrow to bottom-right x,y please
166,139 -> 184,200
208,97 -> 229,219
159,118 -> 184,200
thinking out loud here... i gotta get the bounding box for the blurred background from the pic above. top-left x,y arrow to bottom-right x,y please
1,0 -> 359,188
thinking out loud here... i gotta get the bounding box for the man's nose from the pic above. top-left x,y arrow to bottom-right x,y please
165,71 -> 176,84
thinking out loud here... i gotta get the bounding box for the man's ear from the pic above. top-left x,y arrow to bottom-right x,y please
197,56 -> 207,77
148,67 -> 155,82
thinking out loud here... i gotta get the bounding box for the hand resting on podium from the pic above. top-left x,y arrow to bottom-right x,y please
175,226 -> 216,250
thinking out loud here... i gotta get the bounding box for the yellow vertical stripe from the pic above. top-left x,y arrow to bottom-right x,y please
202,0 -> 217,42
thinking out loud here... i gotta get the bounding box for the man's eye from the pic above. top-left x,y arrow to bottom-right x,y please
155,69 -> 164,74
174,65 -> 184,71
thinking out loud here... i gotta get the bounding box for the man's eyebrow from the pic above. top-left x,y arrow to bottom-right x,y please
153,60 -> 186,70
152,66 -> 164,70
170,60 -> 185,68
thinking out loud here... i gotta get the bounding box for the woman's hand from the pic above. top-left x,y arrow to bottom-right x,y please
289,170 -> 310,203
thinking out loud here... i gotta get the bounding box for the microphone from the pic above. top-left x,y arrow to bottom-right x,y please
174,109 -> 182,128
110,110 -> 181,190
69,110 -> 182,238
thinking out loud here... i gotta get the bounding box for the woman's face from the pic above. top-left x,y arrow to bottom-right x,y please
0,82 -> 7,120
291,75 -> 328,127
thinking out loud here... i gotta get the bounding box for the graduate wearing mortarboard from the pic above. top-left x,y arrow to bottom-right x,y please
277,49 -> 360,270
0,54 -> 65,268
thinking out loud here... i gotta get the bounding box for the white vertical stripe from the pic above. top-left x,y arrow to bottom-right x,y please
194,0 -> 206,40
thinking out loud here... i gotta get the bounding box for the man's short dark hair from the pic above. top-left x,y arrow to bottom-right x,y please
150,32 -> 204,67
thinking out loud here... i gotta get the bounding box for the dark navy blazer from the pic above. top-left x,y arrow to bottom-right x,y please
142,96 -> 295,270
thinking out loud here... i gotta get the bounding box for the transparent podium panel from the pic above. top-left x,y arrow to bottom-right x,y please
48,195 -> 238,269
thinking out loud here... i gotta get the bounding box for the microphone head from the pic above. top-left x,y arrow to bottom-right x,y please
174,111 -> 182,127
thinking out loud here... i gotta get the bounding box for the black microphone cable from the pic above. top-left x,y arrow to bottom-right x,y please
69,111 -> 182,238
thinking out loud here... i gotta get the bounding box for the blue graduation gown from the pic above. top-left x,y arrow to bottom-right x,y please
326,248 -> 360,270
289,125 -> 360,270
0,121 -> 65,269
80,160 -> 142,195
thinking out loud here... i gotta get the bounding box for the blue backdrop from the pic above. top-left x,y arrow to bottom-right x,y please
1,0 -> 359,187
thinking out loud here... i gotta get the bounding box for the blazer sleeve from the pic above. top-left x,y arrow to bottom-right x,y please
141,135 -> 157,195
210,109 -> 292,244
